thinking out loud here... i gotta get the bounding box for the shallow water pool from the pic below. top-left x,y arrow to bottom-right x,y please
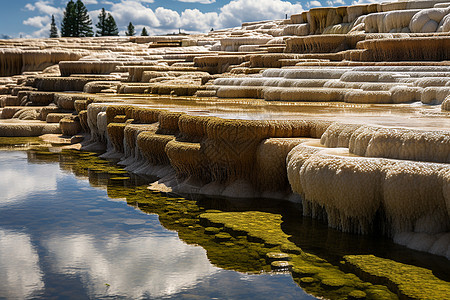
0,150 -> 314,299
1,144 -> 448,300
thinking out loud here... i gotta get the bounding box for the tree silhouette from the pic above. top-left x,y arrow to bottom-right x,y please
96,8 -> 119,36
75,0 -> 93,37
96,8 -> 107,36
126,22 -> 135,36
61,0 -> 76,37
49,15 -> 58,38
141,27 -> 148,36
61,0 -> 93,37
105,14 -> 119,36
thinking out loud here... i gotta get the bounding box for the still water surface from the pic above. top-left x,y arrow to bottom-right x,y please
0,150 -> 314,299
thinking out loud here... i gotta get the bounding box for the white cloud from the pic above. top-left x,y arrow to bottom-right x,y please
24,1 -> 62,16
181,9 -> 218,32
327,0 -> 345,5
110,0 -> 154,3
108,0 -> 160,27
178,0 -> 216,4
31,25 -> 53,38
25,3 -> 36,11
352,0 -> 383,4
22,1 -> 64,37
83,0 -> 99,4
107,2 -> 218,35
89,8 -> 102,31
218,0 -> 303,28
23,0 -> 305,37
307,1 -> 322,8
23,15 -> 51,28
155,7 -> 182,29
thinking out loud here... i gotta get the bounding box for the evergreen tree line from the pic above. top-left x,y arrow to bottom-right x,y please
50,0 -> 149,38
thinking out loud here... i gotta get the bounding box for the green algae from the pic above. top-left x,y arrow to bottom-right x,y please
109,176 -> 130,180
320,278 -> 347,289
204,209 -> 222,214
0,137 -> 45,150
0,137 -> 42,145
198,211 -> 396,300
108,170 -> 129,175
344,255 -> 450,300
200,211 -> 299,249
35,150 -> 56,155
116,189 -> 272,273
204,227 -> 221,235
214,232 -> 232,242
64,153 -> 129,178
348,290 -> 367,299
292,265 -> 322,277
280,243 -> 303,255
89,168 -> 106,173
300,277 -> 316,284
78,152 -> 97,157
55,152 -> 400,300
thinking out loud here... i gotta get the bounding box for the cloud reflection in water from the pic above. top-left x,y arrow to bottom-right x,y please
44,233 -> 218,299
0,152 -> 60,206
0,229 -> 44,299
0,151 -> 310,299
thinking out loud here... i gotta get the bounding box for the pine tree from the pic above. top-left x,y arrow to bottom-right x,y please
61,0 -> 93,37
126,22 -> 135,36
96,8 -> 107,37
61,0 -> 76,37
49,15 -> 58,38
105,14 -> 119,36
74,0 -> 93,37
141,27 -> 148,36
96,8 -> 118,36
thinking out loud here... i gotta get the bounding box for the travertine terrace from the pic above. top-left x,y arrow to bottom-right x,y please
1,0 -> 449,262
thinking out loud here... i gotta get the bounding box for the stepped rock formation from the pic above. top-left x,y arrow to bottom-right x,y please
0,0 -> 449,264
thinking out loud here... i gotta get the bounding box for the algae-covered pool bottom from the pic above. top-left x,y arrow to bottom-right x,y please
0,143 -> 448,299
0,150 -> 313,299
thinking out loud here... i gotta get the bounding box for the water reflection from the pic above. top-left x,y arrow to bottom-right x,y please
44,233 -> 218,299
0,152 -> 60,206
0,229 -> 44,299
0,150 -> 311,299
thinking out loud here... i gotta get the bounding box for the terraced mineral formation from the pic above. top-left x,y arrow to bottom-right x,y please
0,0 -> 449,274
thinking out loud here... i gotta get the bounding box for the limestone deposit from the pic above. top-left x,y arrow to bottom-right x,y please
0,0 -> 449,267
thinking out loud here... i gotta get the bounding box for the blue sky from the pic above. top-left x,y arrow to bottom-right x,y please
0,0 -> 369,38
